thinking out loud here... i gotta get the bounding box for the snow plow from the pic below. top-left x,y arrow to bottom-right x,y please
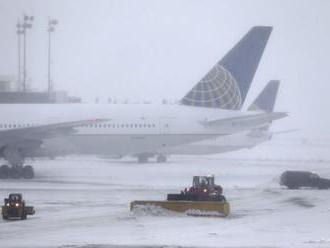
130,176 -> 230,217
2,193 -> 35,220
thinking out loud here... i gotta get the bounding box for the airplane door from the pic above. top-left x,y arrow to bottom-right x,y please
159,117 -> 176,134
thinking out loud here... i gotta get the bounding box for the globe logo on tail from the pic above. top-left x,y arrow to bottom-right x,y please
181,64 -> 242,110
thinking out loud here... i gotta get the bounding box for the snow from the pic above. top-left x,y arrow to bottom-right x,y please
1,137 -> 330,248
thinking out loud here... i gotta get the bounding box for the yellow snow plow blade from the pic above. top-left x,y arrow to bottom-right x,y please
130,200 -> 230,217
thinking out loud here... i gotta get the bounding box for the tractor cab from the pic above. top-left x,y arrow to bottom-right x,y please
4,193 -> 24,206
192,176 -> 215,189
9,193 -> 22,202
191,175 -> 222,194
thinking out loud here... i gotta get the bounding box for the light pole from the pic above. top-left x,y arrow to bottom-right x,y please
16,19 -> 24,88
22,14 -> 34,92
47,18 -> 58,99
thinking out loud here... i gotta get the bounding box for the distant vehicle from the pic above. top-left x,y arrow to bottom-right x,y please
1,193 -> 35,220
280,171 -> 330,189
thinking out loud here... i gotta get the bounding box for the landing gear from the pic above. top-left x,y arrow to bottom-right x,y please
1,147 -> 35,179
0,165 -> 34,179
137,154 -> 149,163
0,165 -> 10,179
136,154 -> 168,163
10,166 -> 22,179
22,165 -> 34,179
156,155 -> 167,163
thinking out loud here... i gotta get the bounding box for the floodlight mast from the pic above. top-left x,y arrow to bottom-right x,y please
48,18 -> 58,98
21,14 -> 34,92
16,19 -> 23,88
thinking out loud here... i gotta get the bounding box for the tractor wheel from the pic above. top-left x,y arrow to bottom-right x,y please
0,165 -> 10,179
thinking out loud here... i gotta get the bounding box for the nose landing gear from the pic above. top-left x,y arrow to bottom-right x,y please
0,164 -> 34,179
1,147 -> 35,179
156,154 -> 167,163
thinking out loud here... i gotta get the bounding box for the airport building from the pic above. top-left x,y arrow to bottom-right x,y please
0,75 -> 81,103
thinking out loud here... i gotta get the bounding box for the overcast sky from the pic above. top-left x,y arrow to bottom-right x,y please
0,0 -> 329,138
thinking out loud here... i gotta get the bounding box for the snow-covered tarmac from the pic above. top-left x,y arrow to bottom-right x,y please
1,137 -> 330,248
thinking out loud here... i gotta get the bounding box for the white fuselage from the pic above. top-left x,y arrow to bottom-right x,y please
158,129 -> 272,155
0,103 -> 266,158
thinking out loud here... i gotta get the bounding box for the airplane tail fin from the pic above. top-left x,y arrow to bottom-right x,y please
181,26 -> 273,110
248,80 -> 280,112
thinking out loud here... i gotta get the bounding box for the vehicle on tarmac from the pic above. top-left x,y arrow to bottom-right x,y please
1,193 -> 35,220
131,175 -> 230,216
280,171 -> 330,189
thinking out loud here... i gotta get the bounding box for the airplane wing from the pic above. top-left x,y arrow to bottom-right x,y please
201,112 -> 287,130
272,129 -> 299,134
0,119 -> 107,143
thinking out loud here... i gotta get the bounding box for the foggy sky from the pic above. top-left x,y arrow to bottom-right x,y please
0,0 -> 329,138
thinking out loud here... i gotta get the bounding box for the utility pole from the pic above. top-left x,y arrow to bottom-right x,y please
16,19 -> 24,88
22,14 -> 34,92
47,18 -> 58,99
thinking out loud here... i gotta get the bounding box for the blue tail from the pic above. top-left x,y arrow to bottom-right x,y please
181,26 -> 273,110
248,80 -> 280,112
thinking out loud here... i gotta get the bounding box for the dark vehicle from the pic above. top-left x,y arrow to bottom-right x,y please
2,193 -> 35,220
280,171 -> 330,189
167,175 -> 226,202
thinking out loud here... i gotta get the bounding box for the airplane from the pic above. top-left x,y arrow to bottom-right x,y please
157,80 -> 281,159
32,25 -> 275,164
0,26 -> 286,179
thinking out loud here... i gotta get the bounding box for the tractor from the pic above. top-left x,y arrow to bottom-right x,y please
2,193 -> 35,220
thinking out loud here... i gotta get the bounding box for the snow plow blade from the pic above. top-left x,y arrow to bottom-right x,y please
130,200 -> 230,217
